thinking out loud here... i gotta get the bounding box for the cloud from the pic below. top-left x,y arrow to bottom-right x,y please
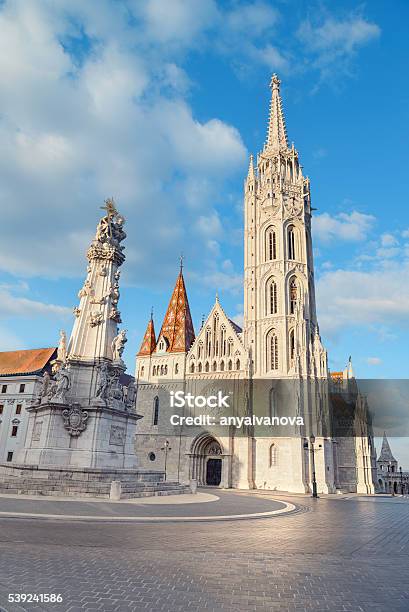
0,0 -> 246,283
367,357 -> 382,366
139,0 -> 218,47
250,44 -> 290,73
0,284 -> 71,320
381,233 -> 398,247
225,2 -> 278,35
312,147 -> 328,160
298,12 -> 380,82
0,326 -> 24,352
298,15 -> 380,53
313,211 -> 375,243
317,263 -> 409,337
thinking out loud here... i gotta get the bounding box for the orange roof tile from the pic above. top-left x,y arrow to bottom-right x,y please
0,347 -> 56,376
138,318 -> 157,356
157,270 -> 195,353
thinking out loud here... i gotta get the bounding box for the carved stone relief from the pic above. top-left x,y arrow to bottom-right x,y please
110,425 -> 125,446
62,404 -> 88,437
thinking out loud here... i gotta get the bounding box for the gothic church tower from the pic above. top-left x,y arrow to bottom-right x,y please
244,75 -> 327,380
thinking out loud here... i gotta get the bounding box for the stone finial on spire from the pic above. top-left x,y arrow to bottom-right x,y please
246,154 -> 255,181
265,74 -> 289,152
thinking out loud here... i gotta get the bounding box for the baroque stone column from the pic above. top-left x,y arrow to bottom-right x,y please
16,200 -> 141,470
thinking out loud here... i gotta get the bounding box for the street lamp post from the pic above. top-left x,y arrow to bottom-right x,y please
310,434 -> 318,499
161,439 -> 171,481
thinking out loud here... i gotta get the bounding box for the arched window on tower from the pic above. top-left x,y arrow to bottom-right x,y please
268,331 -> 279,371
269,279 -> 278,315
189,362 -> 194,374
153,396 -> 159,426
289,278 -> 298,315
269,443 -> 278,467
288,226 -> 296,260
266,228 -> 277,261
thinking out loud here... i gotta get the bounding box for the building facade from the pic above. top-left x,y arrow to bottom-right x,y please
134,75 -> 376,494
0,348 -> 56,463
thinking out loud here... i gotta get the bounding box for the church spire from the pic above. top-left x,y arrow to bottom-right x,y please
157,265 -> 195,353
378,432 -> 397,463
137,311 -> 156,356
265,74 -> 288,152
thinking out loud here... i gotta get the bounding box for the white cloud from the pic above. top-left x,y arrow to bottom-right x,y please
317,263 -> 409,337
313,211 -> 375,242
139,0 -> 218,47
381,233 -> 398,247
226,2 -> 278,35
0,284 -> 71,319
0,326 -> 24,352
367,357 -> 382,366
298,13 -> 380,82
375,247 -> 400,259
251,44 -> 290,72
299,15 -> 380,53
0,0 -> 246,284
195,213 -> 223,238
402,228 -> 409,239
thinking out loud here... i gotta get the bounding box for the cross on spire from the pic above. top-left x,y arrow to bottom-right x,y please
100,197 -> 118,220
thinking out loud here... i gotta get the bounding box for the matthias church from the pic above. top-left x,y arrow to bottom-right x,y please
134,76 -> 376,494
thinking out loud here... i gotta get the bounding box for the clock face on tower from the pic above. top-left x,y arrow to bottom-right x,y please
260,184 -> 280,215
283,194 -> 302,218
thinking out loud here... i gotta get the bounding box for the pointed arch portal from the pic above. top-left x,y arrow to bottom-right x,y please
189,433 -> 229,487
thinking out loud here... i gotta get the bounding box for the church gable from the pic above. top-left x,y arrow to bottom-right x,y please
187,299 -> 245,375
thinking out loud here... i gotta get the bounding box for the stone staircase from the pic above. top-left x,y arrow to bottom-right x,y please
0,464 -> 190,499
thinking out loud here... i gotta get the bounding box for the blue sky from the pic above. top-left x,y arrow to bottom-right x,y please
0,0 -> 408,453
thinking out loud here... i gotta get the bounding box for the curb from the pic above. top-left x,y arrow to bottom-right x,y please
0,500 -> 296,523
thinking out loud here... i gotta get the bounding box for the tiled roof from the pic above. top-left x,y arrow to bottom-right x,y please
228,319 -> 242,334
0,347 -> 56,376
138,318 -> 157,356
157,270 -> 195,353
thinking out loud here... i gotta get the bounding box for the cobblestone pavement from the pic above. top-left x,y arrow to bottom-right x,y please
0,490 -> 408,612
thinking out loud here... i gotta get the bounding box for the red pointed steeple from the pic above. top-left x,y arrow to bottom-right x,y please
138,314 -> 157,356
157,264 -> 195,353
